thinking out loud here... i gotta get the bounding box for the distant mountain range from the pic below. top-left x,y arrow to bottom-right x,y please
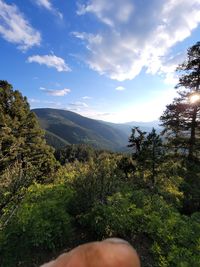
102,120 -> 162,137
33,108 -> 162,151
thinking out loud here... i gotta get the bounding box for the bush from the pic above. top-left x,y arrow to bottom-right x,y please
80,192 -> 145,240
0,183 -> 74,267
78,189 -> 200,267
145,200 -> 200,266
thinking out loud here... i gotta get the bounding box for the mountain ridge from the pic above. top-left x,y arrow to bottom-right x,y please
33,108 -> 161,151
33,108 -> 129,151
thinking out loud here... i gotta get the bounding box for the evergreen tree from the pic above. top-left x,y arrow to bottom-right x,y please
55,144 -> 96,164
117,155 -> 136,179
161,42 -> 200,160
0,81 -> 56,177
128,127 -> 163,187
141,128 -> 164,186
128,127 -> 146,157
0,81 -> 57,219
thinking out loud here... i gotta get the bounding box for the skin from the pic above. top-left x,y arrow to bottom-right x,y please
40,238 -> 140,267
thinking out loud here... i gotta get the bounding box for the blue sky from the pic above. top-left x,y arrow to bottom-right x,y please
1,0 -> 200,123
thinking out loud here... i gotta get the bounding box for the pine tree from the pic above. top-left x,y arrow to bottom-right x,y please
0,81 -> 57,222
141,128 -> 164,186
0,80 -> 56,177
128,127 -> 146,157
128,127 -> 163,187
160,42 -> 200,160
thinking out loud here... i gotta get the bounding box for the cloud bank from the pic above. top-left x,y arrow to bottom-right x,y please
76,0 -> 200,81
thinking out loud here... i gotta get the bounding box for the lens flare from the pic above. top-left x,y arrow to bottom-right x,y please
189,93 -> 200,104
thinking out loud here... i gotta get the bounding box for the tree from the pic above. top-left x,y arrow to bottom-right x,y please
160,42 -> 200,160
0,81 -> 56,176
55,144 -> 96,164
117,156 -> 136,179
160,42 -> 200,214
141,128 -> 164,186
0,81 -> 57,219
128,127 -> 146,157
128,127 -> 164,187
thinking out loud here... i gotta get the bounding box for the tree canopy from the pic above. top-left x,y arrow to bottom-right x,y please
0,81 -> 57,226
161,42 -> 200,160
0,80 -> 56,177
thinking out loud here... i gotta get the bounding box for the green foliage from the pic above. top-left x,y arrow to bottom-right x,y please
79,189 -> 200,267
0,81 -> 54,175
117,155 -> 136,178
181,159 -> 200,213
160,42 -> 200,160
0,183 -> 74,267
55,144 -> 97,164
128,127 -> 164,188
82,192 -> 144,239
0,162 -> 38,228
0,81 -> 58,226
128,126 -> 146,155
55,153 -> 125,214
149,210 -> 200,267
160,42 -> 200,213
0,81 -> 56,178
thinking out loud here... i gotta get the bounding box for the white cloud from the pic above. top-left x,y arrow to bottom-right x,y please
69,101 -> 89,108
36,0 -> 52,10
35,0 -> 63,19
40,87 -> 71,96
28,54 -> 71,72
72,31 -> 102,45
77,0 -> 134,27
0,0 -> 41,50
82,96 -> 92,100
79,110 -> 113,120
115,86 -> 125,91
75,0 -> 200,82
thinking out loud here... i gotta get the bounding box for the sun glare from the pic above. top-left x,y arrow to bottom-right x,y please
189,93 -> 200,104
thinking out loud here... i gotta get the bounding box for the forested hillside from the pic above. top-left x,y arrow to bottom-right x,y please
33,108 -> 129,151
33,108 -> 161,151
0,42 -> 200,267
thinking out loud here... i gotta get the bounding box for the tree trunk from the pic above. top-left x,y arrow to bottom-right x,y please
188,105 -> 197,159
152,140 -> 156,187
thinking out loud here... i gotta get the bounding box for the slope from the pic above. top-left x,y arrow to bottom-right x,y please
33,108 -> 129,151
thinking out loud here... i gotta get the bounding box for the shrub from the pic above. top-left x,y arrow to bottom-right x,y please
0,183 -> 74,267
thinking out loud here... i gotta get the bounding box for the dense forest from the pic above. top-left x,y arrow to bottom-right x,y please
0,42 -> 200,267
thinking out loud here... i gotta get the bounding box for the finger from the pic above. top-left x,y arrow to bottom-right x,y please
40,239 -> 140,267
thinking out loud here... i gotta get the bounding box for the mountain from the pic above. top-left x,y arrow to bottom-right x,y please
33,108 -> 163,151
33,108 -> 129,151
101,120 -> 162,136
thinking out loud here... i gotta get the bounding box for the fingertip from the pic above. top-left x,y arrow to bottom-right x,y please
101,238 -> 141,267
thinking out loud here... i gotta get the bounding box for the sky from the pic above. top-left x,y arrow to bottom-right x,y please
1,0 -> 200,123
